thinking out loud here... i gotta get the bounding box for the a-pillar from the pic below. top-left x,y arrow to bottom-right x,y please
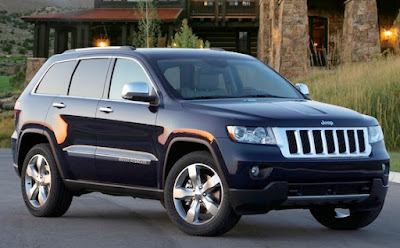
342,0 -> 380,63
33,22 -> 50,58
258,0 -> 309,80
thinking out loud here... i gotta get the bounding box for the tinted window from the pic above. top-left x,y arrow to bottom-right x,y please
36,61 -> 77,95
109,59 -> 151,100
69,59 -> 110,98
156,58 -> 302,100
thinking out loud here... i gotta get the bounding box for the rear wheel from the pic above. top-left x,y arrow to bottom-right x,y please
164,151 -> 241,236
21,144 -> 73,217
310,204 -> 384,230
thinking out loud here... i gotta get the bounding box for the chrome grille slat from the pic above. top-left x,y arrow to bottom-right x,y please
332,131 -> 339,155
294,130 -> 303,155
307,130 -> 316,155
273,127 -> 371,159
354,130 -> 360,153
344,130 -> 350,155
321,130 -> 328,155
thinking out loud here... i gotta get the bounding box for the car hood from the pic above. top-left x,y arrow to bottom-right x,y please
181,98 -> 378,127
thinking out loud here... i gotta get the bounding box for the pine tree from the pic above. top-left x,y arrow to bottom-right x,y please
171,19 -> 210,48
132,0 -> 161,48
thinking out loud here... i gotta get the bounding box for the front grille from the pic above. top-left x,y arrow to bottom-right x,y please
273,127 -> 371,158
288,182 -> 371,197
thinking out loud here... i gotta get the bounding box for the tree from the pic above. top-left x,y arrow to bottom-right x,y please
132,0 -> 161,48
171,19 -> 210,48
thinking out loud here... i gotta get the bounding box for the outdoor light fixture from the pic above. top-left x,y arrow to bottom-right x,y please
95,38 -> 110,47
384,30 -> 393,38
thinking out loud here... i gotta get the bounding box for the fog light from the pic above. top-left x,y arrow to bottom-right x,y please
251,166 -> 260,177
382,163 -> 389,175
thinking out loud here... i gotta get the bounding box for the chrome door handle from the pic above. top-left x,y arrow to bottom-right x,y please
52,103 -> 66,109
99,107 -> 114,113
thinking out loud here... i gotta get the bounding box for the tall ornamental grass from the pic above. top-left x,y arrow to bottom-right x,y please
296,56 -> 400,151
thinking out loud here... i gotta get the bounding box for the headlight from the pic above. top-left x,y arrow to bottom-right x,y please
368,126 -> 384,144
227,126 -> 276,145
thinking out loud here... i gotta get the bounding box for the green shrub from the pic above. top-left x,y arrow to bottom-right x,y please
18,47 -> 26,54
2,44 -> 12,54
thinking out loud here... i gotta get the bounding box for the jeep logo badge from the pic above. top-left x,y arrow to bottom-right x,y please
321,120 -> 334,126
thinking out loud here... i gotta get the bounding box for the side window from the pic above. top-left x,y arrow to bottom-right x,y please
36,61 -> 77,95
69,59 -> 110,98
163,67 -> 180,90
109,59 -> 151,100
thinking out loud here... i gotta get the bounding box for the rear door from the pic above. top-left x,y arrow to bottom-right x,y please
94,57 -> 159,187
45,58 -> 111,181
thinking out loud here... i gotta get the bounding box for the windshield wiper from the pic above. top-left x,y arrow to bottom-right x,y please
186,96 -> 236,100
238,94 -> 290,99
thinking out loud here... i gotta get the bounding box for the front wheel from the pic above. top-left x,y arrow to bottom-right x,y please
164,151 -> 241,236
310,204 -> 384,230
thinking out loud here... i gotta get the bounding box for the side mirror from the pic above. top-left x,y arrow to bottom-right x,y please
295,83 -> 310,97
122,82 -> 158,105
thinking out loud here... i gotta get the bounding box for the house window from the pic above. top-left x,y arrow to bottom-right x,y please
238,31 -> 249,54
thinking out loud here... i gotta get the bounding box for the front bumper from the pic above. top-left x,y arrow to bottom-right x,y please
229,178 -> 388,215
213,138 -> 390,215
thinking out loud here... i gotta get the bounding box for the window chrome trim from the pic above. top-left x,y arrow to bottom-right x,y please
31,56 -> 114,96
31,55 -> 161,105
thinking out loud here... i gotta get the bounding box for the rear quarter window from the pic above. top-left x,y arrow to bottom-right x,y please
36,61 -> 77,95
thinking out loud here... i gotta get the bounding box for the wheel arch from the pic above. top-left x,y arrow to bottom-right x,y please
162,137 -> 228,189
18,128 -> 65,178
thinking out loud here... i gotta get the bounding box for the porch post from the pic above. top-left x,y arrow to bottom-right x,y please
342,0 -> 380,63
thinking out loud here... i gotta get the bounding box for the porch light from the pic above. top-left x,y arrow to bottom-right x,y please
384,30 -> 393,38
95,38 -> 110,47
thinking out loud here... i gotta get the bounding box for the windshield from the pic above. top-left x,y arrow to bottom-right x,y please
155,57 -> 303,100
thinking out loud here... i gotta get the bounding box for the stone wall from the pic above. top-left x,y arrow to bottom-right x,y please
258,0 -> 309,80
25,58 -> 47,86
342,0 -> 380,63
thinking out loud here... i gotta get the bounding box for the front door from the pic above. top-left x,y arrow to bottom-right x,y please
94,58 -> 159,187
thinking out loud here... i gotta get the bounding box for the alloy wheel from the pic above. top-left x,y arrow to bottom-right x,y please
173,163 -> 223,225
25,154 -> 51,208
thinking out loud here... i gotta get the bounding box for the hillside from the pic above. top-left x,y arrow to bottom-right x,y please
0,0 -> 93,13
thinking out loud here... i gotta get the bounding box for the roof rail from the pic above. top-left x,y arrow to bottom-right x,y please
209,48 -> 225,51
63,46 -> 136,54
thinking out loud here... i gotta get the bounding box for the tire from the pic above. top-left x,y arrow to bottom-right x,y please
21,144 -> 73,217
164,151 -> 241,236
160,199 -> 166,209
310,204 -> 384,230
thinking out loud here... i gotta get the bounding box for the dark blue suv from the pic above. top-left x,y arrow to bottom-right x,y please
12,47 -> 389,236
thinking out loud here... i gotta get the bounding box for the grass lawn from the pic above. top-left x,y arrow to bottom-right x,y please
0,57 -> 25,62
390,152 -> 400,173
0,76 -> 14,93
